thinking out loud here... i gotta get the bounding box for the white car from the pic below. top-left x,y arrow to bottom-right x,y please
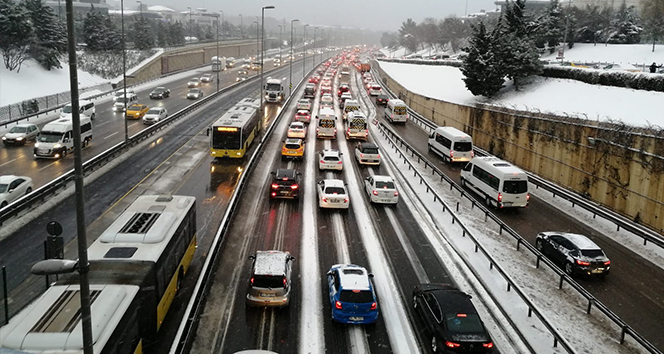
369,84 -> 382,96
317,179 -> 349,209
599,63 -> 641,73
364,175 -> 399,205
200,73 -> 214,82
287,122 -> 307,138
320,94 -> 334,106
296,99 -> 312,111
318,149 -> 343,171
2,124 -> 39,146
113,89 -> 135,102
187,78 -> 201,87
0,175 -> 33,208
142,107 -> 168,125
187,88 -> 203,99
355,142 -> 381,165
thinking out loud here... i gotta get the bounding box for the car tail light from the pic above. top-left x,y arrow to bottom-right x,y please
320,159 -> 325,164
283,278 -> 288,288
483,343 -> 494,349
337,161 -> 343,164
394,191 -> 399,196
576,259 -> 591,266
322,197 -> 328,202
445,341 -> 461,348
604,260 -> 611,266
271,184 -> 279,189
250,277 -> 254,285
344,198 -> 349,203
450,150 -> 455,158
471,150 -> 475,157
372,190 -> 379,196
497,193 -> 503,203
316,127 -> 320,132
377,154 -> 381,159
457,313 -> 467,317
282,147 -> 287,153
291,184 -> 299,190
526,193 -> 531,201
361,154 -> 364,158
271,192 -> 276,197
335,301 -> 342,309
370,302 -> 377,310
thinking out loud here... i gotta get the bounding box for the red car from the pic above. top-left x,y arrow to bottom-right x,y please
294,110 -> 311,124
309,76 -> 319,84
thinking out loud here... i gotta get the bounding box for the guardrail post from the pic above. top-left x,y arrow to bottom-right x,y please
3,266 -> 8,325
489,262 -> 493,270
559,275 -> 564,289
587,300 -> 593,314
507,282 -> 511,292
553,337 -> 559,348
451,216 -> 455,225
433,195 -> 437,202
43,241 -> 49,289
536,255 -> 541,268
419,177 -> 422,184
616,224 -> 620,232
620,326 -> 626,344
527,307 -> 532,317
456,202 -> 460,212
499,225 -> 503,235
643,238 -> 647,246
516,239 -> 521,251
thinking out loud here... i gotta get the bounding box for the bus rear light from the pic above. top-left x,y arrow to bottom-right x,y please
471,150 -> 475,157
283,278 -> 288,288
322,197 -> 328,202
250,277 -> 254,285
271,192 -> 277,197
320,159 -> 325,164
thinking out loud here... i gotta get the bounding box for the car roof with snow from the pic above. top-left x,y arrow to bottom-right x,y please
372,175 -> 394,183
289,122 -> 305,127
544,232 -> 602,250
285,138 -> 302,145
320,149 -> 341,158
298,98 -> 310,103
321,179 -> 345,189
296,110 -> 310,115
333,264 -> 371,291
253,250 -> 289,276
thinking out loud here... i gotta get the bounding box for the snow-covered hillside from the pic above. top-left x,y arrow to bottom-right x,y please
542,43 -> 664,67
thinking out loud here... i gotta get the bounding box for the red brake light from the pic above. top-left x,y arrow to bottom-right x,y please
527,193 -> 531,201
370,302 -> 377,310
604,260 -> 611,266
271,184 -> 279,189
250,277 -> 254,285
483,343 -> 494,349
576,260 -> 591,266
497,193 -> 503,202
337,160 -> 343,164
445,341 -> 461,348
457,313 -> 467,317
394,191 -> 399,196
377,154 -> 380,159
283,278 -> 288,288
372,190 -> 379,196
344,197 -> 349,203
320,159 -> 325,164
322,197 -> 328,202
360,154 -> 364,158
450,150 -> 455,157
335,301 -> 342,309
271,192 -> 276,197
291,184 -> 299,190
471,150 -> 475,157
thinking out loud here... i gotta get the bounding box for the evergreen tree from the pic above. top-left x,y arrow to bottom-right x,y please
438,16 -> 470,53
607,1 -> 642,44
23,0 -> 67,70
461,21 -> 505,97
133,17 -> 154,50
168,21 -> 185,46
398,18 -> 419,53
157,21 -> 167,47
83,5 -> 105,50
541,0 -> 564,53
641,0 -> 664,51
0,0 -> 33,72
101,13 -> 121,50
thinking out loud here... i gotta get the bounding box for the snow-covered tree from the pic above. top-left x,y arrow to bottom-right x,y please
641,0 -> 664,51
133,17 -> 154,50
438,16 -> 470,53
0,0 -> 33,72
157,21 -> 167,47
539,0 -> 564,53
418,18 -> 439,51
398,18 -> 419,53
497,0 -> 543,88
607,1 -> 642,44
461,21 -> 505,97
168,21 -> 185,46
23,0 -> 67,70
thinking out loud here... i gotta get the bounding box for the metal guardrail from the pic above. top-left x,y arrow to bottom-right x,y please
168,59 -> 326,354
0,59 -> 306,226
372,67 -> 663,354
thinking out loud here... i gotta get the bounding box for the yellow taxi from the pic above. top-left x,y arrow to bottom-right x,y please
126,104 -> 149,119
281,138 -> 305,160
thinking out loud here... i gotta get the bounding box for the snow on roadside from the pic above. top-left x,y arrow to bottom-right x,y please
542,43 -> 664,67
378,60 -> 664,128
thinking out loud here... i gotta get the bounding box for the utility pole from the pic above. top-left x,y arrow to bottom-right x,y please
121,0 -> 128,141
216,12 -> 220,92
239,14 -> 243,38
289,19 -> 299,96
303,24 -> 309,75
278,24 -> 283,64
220,10 -> 224,40
187,7 -> 192,42
260,5 -> 275,128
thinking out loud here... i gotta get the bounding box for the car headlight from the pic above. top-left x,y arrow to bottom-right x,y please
16,137 -> 23,141
54,143 -> 62,149
1,137 -> 5,140
35,142 -> 40,148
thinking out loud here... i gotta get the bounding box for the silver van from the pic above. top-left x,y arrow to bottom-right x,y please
34,116 -> 93,159
246,250 -> 295,307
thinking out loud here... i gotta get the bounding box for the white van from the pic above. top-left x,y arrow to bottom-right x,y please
345,111 -> 368,140
428,126 -> 474,163
113,92 -> 138,112
34,116 -> 93,159
61,100 -> 96,119
342,99 -> 360,121
460,157 -> 529,209
384,99 -> 408,123
316,107 -> 337,139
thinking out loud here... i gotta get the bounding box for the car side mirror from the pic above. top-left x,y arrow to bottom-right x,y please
315,116 -> 319,119
206,128 -> 210,137
326,271 -> 334,276
289,256 -> 296,261
365,177 -> 370,181
297,172 -> 302,175
368,273 -> 374,278
270,171 -> 275,175
248,255 -> 255,260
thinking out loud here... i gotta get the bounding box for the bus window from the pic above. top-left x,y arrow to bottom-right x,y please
503,180 -> 528,194
213,129 -> 241,149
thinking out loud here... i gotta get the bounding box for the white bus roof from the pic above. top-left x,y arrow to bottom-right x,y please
472,157 -> 527,179
235,97 -> 260,109
434,126 -> 472,140
0,284 -> 139,354
87,195 -> 195,263
388,99 -> 406,106
212,104 -> 258,130
266,78 -> 281,84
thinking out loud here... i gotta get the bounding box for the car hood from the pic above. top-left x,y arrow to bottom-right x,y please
4,132 -> 26,139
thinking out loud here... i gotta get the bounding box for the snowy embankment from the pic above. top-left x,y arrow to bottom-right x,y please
378,61 -> 664,127
542,43 -> 664,67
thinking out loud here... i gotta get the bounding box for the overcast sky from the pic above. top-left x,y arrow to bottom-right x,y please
134,0 -> 500,32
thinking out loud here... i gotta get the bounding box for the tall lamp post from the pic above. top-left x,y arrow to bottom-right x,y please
239,14 -> 243,38
219,10 -> 224,40
260,5 -> 275,126
303,24 -> 309,75
289,19 -> 299,96
253,21 -> 259,59
278,24 -> 283,64
121,0 -> 129,141
216,12 -> 220,92
186,6 -> 192,42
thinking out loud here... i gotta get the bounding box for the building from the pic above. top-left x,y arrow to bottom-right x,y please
179,8 -> 220,27
44,0 -> 109,17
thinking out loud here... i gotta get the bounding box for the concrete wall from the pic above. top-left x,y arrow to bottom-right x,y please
376,62 -> 664,233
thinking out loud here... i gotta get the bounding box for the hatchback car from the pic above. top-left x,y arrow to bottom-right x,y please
296,99 -> 312,111
413,283 -> 494,353
237,70 -> 249,82
308,76 -> 319,84
337,84 -> 350,97
327,264 -> 378,324
2,124 -> 39,146
247,250 -> 295,307
320,94 -> 334,106
320,85 -> 332,96
0,175 -> 33,208
294,110 -> 311,124
187,88 -> 204,99
317,179 -> 349,209
376,94 -> 390,106
113,89 -> 135,102
355,142 -> 381,165
319,149 -> 343,171
536,232 -> 611,277
269,169 -> 301,199
125,104 -> 149,119
201,73 -> 214,82
142,107 -> 168,125
369,84 -> 382,96
339,92 -> 353,108
281,138 -> 305,160
287,122 -> 307,139
149,87 -> 170,99
364,175 -> 399,205
187,77 -> 201,87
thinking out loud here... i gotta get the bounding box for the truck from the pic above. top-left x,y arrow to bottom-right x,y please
265,78 -> 284,103
360,61 -> 370,73
211,56 -> 226,72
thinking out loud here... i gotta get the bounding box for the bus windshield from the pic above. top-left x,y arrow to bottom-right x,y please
212,128 -> 241,150
503,180 -> 528,194
37,132 -> 63,143
266,83 -> 281,91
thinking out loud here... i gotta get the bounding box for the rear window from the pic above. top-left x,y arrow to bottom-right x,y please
453,141 -> 473,152
371,85 -> 381,90
285,143 -> 301,149
443,314 -> 485,333
375,181 -> 395,189
324,187 -> 346,194
339,290 -> 373,303
502,180 -> 528,194
581,249 -> 605,258
362,148 -> 379,154
253,275 -> 284,289
324,156 -> 339,162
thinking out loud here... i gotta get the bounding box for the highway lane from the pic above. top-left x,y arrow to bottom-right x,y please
369,68 -> 664,350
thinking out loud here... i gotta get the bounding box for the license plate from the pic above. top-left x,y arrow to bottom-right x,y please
503,202 -> 513,206
279,191 -> 289,195
591,268 -> 605,274
330,199 -> 339,203
38,149 -> 49,154
260,293 -> 276,297
349,317 -> 364,321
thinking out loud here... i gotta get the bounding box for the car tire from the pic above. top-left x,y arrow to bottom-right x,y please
431,336 -> 438,353
460,178 -> 466,188
485,196 -> 492,208
565,262 -> 574,276
61,149 -> 67,158
0,201 -> 7,208
25,187 -> 32,195
91,113 -> 95,120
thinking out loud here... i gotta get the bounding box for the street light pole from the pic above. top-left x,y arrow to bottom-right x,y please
121,0 -> 128,142
303,24 -> 309,75
239,14 -> 243,38
187,6 -> 192,42
254,21 -> 259,60
278,24 -> 283,65
289,19 -> 299,96
220,10 -> 224,40
260,5 -> 275,129
216,12 -> 220,92
314,27 -> 318,67
136,0 -> 142,18
63,1 -> 93,353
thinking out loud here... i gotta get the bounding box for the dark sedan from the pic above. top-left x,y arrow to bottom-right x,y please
269,169 -> 301,199
536,232 -> 611,277
376,94 -> 390,105
413,284 -> 494,353
149,87 -> 170,99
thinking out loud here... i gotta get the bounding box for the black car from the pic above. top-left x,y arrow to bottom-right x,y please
376,94 -> 389,105
270,169 -> 301,199
535,232 -> 611,277
337,84 -> 350,97
149,87 -> 170,99
413,284 -> 493,353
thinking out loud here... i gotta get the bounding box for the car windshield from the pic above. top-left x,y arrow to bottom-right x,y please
9,127 -> 27,133
190,78 -> 199,82
503,180 -> 528,194
444,314 -> 485,333
581,249 -> 605,258
375,181 -> 395,189
324,187 -> 345,195
189,89 -> 200,93
339,290 -> 373,303
252,274 -> 284,289
266,83 -> 281,91
37,131 -> 63,143
115,97 -> 131,103
129,105 -> 142,111
362,148 -> 379,154
62,105 -> 72,113
152,88 -> 164,93
147,109 -> 161,114
298,100 -> 309,104
0,184 -> 7,193
453,142 -> 473,152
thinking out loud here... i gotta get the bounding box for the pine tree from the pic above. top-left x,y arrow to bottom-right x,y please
607,1 -> 642,44
157,21 -> 167,47
101,13 -> 121,50
83,5 -> 105,50
438,16 -> 470,54
398,18 -> 419,53
640,0 -> 664,51
0,0 -> 33,72
23,0 -> 67,70
542,0 -> 563,53
133,17 -> 154,50
461,21 -> 505,97
168,21 -> 185,46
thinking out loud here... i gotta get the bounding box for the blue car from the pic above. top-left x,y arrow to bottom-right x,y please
327,264 -> 379,324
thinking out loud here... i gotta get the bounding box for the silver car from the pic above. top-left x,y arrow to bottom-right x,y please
317,179 -> 349,209
355,142 -> 381,165
187,88 -> 203,99
142,108 -> 168,125
364,175 -> 399,205
318,149 -> 343,171
2,124 -> 39,146
246,250 -> 295,307
0,175 -> 33,208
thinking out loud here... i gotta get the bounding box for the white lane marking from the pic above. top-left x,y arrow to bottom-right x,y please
104,132 -> 119,140
38,162 -> 55,171
0,158 -> 17,167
